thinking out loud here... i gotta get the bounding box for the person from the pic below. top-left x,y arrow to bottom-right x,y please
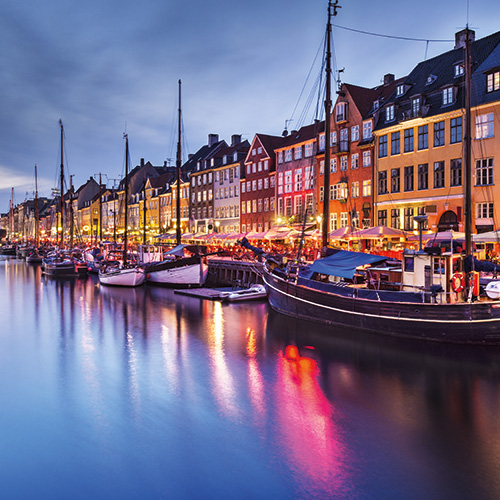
486,247 -> 492,261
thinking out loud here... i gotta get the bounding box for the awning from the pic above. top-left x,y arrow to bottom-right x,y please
303,250 -> 387,280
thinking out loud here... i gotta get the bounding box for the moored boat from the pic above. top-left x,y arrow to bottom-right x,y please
220,283 -> 267,302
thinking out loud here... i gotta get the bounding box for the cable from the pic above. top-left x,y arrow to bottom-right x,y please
332,24 -> 454,43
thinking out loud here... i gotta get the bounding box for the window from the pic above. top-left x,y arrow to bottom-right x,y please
391,131 -> 400,155
351,125 -> 359,141
294,147 -> 302,160
331,132 -> 337,145
351,181 -> 359,198
294,196 -> 302,215
475,113 -> 494,139
336,102 -> 347,121
487,71 -> 500,92
418,164 -> 428,190
351,153 -> 359,169
340,212 -> 349,227
404,207 -> 414,231
305,143 -> 314,157
284,171 -> 293,193
418,125 -> 428,150
319,186 -> 324,202
285,197 -> 292,217
442,87 -> 454,106
340,128 -> 349,151
284,149 -> 292,162
258,178 -> 263,190
363,121 -> 372,140
340,156 -> 348,171
404,129 -> 414,152
454,63 -> 464,77
330,213 -> 338,231
396,84 -> 405,96
412,97 -> 420,117
378,171 -> 388,194
477,202 -> 494,219
450,158 -> 462,187
475,158 -> 494,185
362,180 -> 371,197
450,117 -> 462,144
362,151 -> 371,168
391,208 -> 400,229
404,165 -> 414,192
294,170 -> 302,191
434,121 -> 445,147
386,105 -> 395,122
379,135 -> 388,158
434,161 -> 445,188
378,209 -> 387,226
331,158 -> 337,173
278,152 -> 284,164
391,168 -> 400,193
319,134 -> 325,151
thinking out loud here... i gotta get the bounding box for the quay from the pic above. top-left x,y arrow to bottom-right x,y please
206,258 -> 263,287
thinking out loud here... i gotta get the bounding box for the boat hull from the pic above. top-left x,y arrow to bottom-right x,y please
145,257 -> 207,287
263,267 -> 500,344
99,266 -> 145,287
42,261 -> 78,278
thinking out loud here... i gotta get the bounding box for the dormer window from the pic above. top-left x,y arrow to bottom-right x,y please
373,99 -> 380,110
385,105 -> 395,122
426,74 -> 437,85
454,63 -> 465,77
233,152 -> 238,162
396,85 -> 405,97
442,87 -> 454,106
487,71 -> 500,92
412,97 -> 420,117
223,155 -> 227,165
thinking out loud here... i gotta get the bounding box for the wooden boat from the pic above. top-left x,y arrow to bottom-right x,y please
252,8 -> 500,345
99,134 -> 145,287
42,255 -> 77,277
144,244 -> 208,287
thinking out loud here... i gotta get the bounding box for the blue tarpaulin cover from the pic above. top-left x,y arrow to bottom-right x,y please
302,250 -> 386,280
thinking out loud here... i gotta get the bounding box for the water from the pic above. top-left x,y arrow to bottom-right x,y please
2,257 -> 500,500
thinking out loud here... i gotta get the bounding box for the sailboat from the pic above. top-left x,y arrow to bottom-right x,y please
257,3 -> 500,344
99,133 -> 145,287
42,120 -> 78,277
144,80 -> 208,287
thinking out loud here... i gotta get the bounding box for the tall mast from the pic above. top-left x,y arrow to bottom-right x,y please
464,28 -> 472,258
123,133 -> 129,264
69,175 -> 74,248
143,182 -> 147,245
176,79 -> 182,245
59,119 -> 65,248
321,1 -> 340,253
34,165 -> 39,247
99,173 -> 103,242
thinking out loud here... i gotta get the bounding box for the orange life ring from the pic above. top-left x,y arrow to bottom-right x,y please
451,272 -> 464,292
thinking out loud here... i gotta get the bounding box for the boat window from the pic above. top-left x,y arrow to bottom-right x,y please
433,257 -> 446,275
404,256 -> 414,273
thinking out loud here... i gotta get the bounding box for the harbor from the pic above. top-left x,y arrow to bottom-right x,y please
2,255 -> 500,499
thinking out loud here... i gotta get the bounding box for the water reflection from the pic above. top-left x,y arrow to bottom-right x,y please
3,257 -> 500,499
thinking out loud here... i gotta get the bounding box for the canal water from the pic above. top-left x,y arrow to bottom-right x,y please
2,257 -> 500,500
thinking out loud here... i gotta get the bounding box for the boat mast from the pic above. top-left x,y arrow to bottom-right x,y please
321,1 -> 340,253
34,165 -> 39,247
59,119 -> 65,248
99,173 -> 103,242
123,133 -> 129,264
69,175 -> 74,248
464,28 -> 472,258
143,181 -> 147,245
176,79 -> 182,246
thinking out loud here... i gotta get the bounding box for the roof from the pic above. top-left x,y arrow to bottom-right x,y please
277,121 -> 324,149
302,250 -> 386,280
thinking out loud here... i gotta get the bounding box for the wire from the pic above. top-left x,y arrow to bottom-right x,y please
332,24 -> 454,43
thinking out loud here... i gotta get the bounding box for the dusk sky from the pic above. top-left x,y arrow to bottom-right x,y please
1,0 -> 499,211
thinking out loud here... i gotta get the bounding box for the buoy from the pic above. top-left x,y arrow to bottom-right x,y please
451,272 -> 464,292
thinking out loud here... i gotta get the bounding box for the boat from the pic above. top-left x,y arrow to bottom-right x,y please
220,284 -> 267,302
143,81 -> 208,287
99,134 -> 145,287
255,5 -> 500,345
144,244 -> 208,287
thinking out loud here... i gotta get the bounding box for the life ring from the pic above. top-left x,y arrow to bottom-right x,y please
451,272 -> 464,292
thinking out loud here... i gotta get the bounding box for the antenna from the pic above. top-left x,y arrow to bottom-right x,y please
336,68 -> 345,91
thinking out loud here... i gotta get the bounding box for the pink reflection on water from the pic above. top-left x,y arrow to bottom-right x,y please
275,346 -> 350,496
246,327 -> 265,418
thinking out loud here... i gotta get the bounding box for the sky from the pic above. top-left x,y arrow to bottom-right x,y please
1,0 -> 499,212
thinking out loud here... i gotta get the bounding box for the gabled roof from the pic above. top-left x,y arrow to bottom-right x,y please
248,133 -> 283,161
277,121 -> 324,149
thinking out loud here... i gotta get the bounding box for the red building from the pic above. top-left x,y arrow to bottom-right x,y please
241,134 -> 282,233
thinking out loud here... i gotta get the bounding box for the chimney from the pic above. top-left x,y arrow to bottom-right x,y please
140,158 -> 145,167
383,74 -> 395,86
208,134 -> 219,147
455,28 -> 475,50
231,134 -> 242,146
